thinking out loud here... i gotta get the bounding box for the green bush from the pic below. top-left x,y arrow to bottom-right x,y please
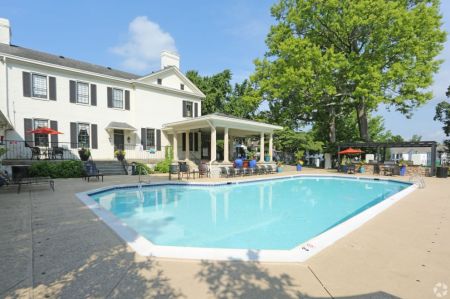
134,162 -> 153,175
154,146 -> 173,173
29,161 -> 84,178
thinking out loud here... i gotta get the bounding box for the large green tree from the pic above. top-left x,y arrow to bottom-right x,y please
254,0 -> 446,142
434,86 -> 450,150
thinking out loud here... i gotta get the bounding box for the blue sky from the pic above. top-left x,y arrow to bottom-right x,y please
2,0 -> 449,142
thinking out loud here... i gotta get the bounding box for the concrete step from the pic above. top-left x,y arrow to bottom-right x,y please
92,160 -> 127,175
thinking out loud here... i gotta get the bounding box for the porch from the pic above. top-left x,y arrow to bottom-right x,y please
162,113 -> 282,176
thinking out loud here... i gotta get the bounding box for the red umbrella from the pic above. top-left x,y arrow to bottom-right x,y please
338,147 -> 364,155
28,127 -> 63,135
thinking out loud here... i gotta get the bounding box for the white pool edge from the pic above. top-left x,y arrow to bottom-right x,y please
76,174 -> 417,263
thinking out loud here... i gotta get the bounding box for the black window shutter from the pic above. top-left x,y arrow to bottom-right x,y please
70,122 -> 77,149
194,133 -> 199,151
23,72 -> 31,97
182,101 -> 187,117
194,103 -> 198,117
156,129 -> 161,151
24,118 -> 33,147
91,124 -> 98,149
90,84 -> 97,106
141,128 -> 147,150
49,77 -> 57,101
182,133 -> 186,151
69,80 -> 76,103
50,120 -> 58,147
125,90 -> 130,110
107,87 -> 113,108
189,133 -> 194,151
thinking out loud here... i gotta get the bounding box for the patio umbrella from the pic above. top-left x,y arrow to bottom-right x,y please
28,127 -> 63,135
338,147 -> 364,155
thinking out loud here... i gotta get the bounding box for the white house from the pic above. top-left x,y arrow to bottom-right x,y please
0,18 -> 281,176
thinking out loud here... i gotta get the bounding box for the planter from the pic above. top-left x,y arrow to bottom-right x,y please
249,159 -> 257,168
234,158 -> 243,168
296,164 -> 302,171
436,166 -> 448,178
78,151 -> 90,161
359,166 -> 365,173
277,167 -> 283,173
400,165 -> 407,176
264,155 -> 270,162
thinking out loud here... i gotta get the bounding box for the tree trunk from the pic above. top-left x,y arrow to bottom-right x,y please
356,99 -> 369,141
328,105 -> 336,144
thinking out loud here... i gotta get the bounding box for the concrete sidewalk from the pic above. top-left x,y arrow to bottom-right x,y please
0,170 -> 449,298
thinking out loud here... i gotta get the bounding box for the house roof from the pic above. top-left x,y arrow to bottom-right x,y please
0,43 -> 140,80
163,113 -> 282,135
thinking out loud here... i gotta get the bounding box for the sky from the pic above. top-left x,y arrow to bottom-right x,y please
2,0 -> 449,142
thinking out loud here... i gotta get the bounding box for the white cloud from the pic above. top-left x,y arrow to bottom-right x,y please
111,16 -> 177,72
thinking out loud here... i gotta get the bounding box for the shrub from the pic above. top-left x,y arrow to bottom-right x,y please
134,162 -> 153,175
29,160 -> 84,178
154,146 -> 173,173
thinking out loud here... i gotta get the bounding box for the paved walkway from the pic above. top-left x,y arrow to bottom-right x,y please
0,169 -> 449,298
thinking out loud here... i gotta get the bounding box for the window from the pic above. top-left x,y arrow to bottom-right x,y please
34,119 -> 49,146
32,74 -> 47,98
180,84 -> 184,90
185,101 -> 193,117
157,78 -> 162,85
146,128 -> 155,148
78,123 -> 90,148
76,82 -> 89,104
112,88 -> 123,109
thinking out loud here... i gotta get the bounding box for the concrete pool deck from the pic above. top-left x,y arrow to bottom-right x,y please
0,168 -> 449,298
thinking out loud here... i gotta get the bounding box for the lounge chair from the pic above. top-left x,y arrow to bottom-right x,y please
83,161 -> 104,182
17,176 -> 55,193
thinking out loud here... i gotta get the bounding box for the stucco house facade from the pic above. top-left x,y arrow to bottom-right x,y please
0,18 -> 281,176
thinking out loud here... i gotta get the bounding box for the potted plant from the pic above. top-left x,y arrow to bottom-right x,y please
276,162 -> 284,173
398,159 -> 407,176
359,160 -> 366,173
248,151 -> 257,168
115,149 -> 126,161
78,148 -> 91,161
295,150 -> 304,171
264,151 -> 270,162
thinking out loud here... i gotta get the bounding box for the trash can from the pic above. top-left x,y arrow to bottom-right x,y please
131,162 -> 137,175
436,167 -> 448,178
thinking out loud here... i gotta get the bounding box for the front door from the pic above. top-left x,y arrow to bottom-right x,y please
114,129 -> 124,150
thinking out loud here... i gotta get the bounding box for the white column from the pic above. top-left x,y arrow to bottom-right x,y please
223,127 -> 229,163
259,132 -> 265,163
172,132 -> 178,161
198,132 -> 202,158
210,127 -> 217,162
185,130 -> 190,161
269,133 -> 273,162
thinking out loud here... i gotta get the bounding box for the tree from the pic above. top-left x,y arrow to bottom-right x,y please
254,0 -> 446,141
223,80 -> 262,119
410,134 -> 422,142
434,86 -> 450,150
274,127 -> 323,154
186,70 -> 232,115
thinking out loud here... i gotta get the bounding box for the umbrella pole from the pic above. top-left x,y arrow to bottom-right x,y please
337,145 -> 341,171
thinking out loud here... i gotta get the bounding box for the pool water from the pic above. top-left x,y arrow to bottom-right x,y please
90,177 -> 409,250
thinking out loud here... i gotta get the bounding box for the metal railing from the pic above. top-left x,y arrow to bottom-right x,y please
121,144 -> 168,161
1,140 -> 80,160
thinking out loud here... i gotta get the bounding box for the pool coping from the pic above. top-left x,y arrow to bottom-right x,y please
76,174 -> 417,263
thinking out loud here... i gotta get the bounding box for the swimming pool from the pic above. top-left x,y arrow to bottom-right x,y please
79,175 -> 415,262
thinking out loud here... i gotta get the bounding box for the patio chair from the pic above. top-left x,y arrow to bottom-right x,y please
50,147 -> 64,160
179,162 -> 190,179
83,161 -> 104,182
347,165 -> 356,174
31,147 -> 41,160
228,167 -> 237,177
266,165 -> 275,174
198,163 -> 210,178
220,167 -> 229,178
169,164 -> 180,180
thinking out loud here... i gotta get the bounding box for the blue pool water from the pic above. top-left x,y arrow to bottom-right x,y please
90,177 -> 409,250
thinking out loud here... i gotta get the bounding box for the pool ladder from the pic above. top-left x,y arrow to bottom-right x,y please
409,173 -> 425,189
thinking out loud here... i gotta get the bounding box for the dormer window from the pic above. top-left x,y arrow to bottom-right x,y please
157,78 -> 162,85
180,84 -> 184,90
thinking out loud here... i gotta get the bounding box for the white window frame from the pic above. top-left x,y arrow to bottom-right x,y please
77,123 -> 90,148
32,73 -> 48,99
76,81 -> 90,104
112,88 -> 124,109
33,119 -> 49,146
186,101 -> 193,118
